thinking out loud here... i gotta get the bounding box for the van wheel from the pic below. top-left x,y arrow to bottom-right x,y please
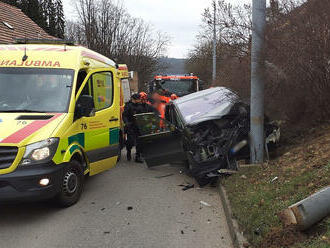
55,160 -> 84,208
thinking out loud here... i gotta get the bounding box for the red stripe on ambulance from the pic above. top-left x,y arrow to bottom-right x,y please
0,114 -> 62,144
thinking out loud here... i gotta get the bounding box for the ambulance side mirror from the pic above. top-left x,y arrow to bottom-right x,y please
75,95 -> 95,119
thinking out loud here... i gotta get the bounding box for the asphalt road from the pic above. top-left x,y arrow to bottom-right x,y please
0,156 -> 233,248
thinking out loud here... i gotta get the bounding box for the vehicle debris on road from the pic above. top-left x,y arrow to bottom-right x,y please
155,173 -> 175,179
200,201 -> 211,207
180,183 -> 195,191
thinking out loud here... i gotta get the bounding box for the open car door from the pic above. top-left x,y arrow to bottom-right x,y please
134,113 -> 186,167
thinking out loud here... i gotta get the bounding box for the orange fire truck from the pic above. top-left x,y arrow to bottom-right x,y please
149,74 -> 203,97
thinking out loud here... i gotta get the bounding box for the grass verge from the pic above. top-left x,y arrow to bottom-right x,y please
222,124 -> 330,248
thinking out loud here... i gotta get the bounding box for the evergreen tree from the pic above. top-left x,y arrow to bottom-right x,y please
0,0 -> 65,39
44,0 -> 56,36
54,0 -> 65,39
43,0 -> 65,39
0,0 -> 19,7
20,0 -> 47,31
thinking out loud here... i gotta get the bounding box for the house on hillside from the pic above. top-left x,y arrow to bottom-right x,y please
0,1 -> 56,44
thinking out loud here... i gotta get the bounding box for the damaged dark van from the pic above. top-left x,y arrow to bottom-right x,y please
134,87 -> 280,185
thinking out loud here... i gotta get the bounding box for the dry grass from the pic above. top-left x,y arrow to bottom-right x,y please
222,124 -> 330,247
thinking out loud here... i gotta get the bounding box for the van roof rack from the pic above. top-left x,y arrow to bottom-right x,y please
15,38 -> 75,45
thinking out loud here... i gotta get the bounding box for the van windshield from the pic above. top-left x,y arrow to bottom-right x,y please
0,68 -> 74,113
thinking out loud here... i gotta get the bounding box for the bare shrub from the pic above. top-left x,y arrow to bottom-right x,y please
66,0 -> 170,88
186,0 -> 330,126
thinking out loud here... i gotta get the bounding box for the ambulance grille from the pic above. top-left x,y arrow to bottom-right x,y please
0,146 -> 18,169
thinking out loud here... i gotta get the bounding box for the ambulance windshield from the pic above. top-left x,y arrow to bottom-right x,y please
0,68 -> 74,113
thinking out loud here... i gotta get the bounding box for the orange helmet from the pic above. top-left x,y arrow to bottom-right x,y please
140,91 -> 148,100
171,94 -> 178,100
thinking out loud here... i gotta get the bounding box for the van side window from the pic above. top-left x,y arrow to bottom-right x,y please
91,72 -> 113,111
76,70 -> 87,95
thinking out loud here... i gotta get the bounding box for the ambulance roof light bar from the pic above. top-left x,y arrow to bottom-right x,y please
15,38 -> 75,46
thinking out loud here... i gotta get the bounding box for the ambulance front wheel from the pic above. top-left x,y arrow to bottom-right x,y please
55,160 -> 84,207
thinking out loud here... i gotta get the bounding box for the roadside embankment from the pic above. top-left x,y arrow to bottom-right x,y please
222,123 -> 330,247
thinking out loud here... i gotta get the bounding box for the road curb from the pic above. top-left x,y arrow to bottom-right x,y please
217,181 -> 249,248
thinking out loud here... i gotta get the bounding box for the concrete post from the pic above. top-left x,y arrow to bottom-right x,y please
212,0 -> 217,85
279,186 -> 330,230
250,0 -> 266,163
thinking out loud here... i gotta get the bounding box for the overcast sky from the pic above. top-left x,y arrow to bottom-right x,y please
63,0 -> 251,58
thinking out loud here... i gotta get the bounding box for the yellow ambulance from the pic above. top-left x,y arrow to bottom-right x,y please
0,40 -> 123,207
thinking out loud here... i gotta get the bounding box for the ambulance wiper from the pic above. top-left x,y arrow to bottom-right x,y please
0,109 -> 47,113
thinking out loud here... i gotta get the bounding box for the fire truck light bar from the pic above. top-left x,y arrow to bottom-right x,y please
154,75 -> 198,80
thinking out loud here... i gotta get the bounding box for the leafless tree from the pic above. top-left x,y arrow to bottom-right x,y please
187,0 -> 330,126
201,0 -> 252,55
65,20 -> 86,44
66,0 -> 170,88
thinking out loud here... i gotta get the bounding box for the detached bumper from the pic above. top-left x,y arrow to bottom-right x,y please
0,162 -> 65,203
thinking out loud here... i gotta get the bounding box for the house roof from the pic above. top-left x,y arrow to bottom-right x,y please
0,2 -> 57,44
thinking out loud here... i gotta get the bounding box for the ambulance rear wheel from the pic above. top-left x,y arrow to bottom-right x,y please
55,160 -> 84,207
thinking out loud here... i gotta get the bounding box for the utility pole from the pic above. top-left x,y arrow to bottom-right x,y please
212,0 -> 217,85
250,0 -> 266,163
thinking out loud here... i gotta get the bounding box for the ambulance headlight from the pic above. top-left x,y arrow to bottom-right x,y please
31,147 -> 50,160
21,138 -> 59,165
